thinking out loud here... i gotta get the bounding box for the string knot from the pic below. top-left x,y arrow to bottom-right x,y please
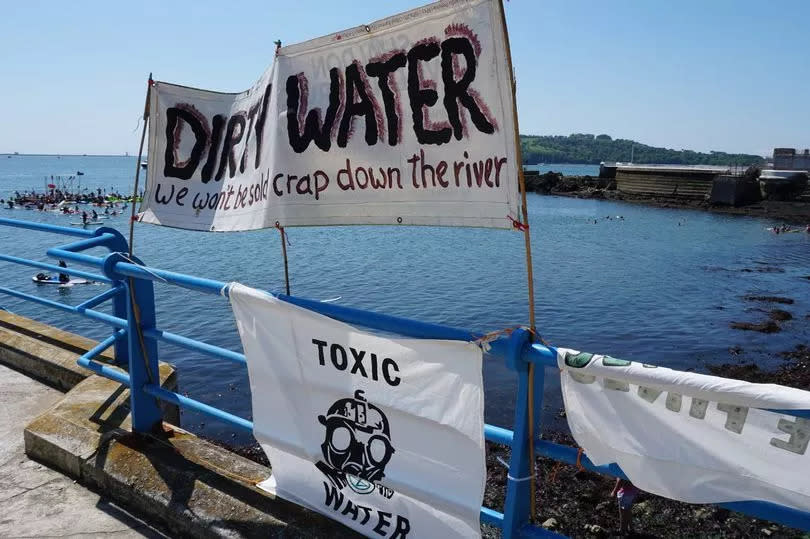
508,215 -> 528,231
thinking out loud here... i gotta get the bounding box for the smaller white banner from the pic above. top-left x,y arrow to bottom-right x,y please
229,283 -> 485,538
558,348 -> 810,512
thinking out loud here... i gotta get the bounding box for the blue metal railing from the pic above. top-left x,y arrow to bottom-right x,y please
0,216 -> 808,537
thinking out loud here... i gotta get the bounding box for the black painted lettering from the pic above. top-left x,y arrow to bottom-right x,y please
382,358 -> 401,386
164,106 -> 208,180
350,348 -> 368,377
323,481 -> 344,510
253,83 -> 272,168
331,343 -> 348,370
441,37 -> 494,139
390,515 -> 411,539
313,339 -> 328,365
216,113 -> 246,181
338,62 -> 378,148
286,70 -> 341,153
373,511 -> 392,536
407,42 -> 451,145
366,53 -> 407,146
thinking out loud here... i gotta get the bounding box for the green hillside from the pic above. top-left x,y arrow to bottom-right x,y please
520,133 -> 765,166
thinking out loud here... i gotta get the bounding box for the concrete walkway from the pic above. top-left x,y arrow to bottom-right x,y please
0,363 -> 167,538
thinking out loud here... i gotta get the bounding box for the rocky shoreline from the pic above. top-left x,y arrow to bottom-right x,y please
525,172 -> 810,224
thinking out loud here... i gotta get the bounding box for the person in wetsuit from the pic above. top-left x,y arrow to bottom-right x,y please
58,260 -> 69,283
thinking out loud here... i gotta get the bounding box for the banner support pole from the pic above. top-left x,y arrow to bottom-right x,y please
498,0 -> 538,523
128,73 -> 152,258
277,225 -> 291,295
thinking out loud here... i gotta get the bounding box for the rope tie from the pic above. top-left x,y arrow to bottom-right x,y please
474,326 -> 520,351
117,253 -> 168,283
275,222 -> 291,246
496,456 -> 533,483
508,215 -> 529,231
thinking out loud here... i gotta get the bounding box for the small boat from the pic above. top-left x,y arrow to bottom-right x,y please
140,161 -> 147,169
76,171 -> 85,176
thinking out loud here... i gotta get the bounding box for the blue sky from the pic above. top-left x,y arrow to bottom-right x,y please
1,0 -> 808,156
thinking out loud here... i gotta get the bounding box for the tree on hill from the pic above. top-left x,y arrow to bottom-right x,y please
519,134 -> 765,166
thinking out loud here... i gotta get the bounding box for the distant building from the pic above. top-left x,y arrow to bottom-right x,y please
773,148 -> 810,171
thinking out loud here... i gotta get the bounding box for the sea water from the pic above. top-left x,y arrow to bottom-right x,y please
1,155 -> 808,441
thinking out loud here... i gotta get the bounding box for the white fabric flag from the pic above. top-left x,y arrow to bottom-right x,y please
229,283 -> 485,538
558,348 -> 810,512
139,0 -> 520,231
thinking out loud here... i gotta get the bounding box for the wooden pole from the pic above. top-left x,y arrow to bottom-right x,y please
128,74 -> 152,258
278,226 -> 291,295
497,0 -> 538,522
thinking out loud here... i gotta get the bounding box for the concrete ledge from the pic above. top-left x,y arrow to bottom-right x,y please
0,310 -> 114,391
25,372 -> 357,538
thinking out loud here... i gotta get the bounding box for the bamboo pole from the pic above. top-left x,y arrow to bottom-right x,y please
497,0 -> 538,522
128,74 -> 152,258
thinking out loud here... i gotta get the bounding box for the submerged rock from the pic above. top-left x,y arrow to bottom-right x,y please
770,309 -> 794,321
743,295 -> 794,304
730,320 -> 781,333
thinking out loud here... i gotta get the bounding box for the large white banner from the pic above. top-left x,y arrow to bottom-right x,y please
229,283 -> 485,538
558,348 -> 810,512
139,0 -> 520,231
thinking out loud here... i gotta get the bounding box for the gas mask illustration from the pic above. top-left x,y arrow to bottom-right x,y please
316,389 -> 395,494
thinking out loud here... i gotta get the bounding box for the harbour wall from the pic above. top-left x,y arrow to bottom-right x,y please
0,310 -> 356,538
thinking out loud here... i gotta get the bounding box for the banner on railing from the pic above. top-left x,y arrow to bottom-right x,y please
229,283 -> 485,538
139,0 -> 520,232
558,349 -> 810,512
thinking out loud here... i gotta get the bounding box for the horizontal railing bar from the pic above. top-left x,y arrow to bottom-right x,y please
80,330 -> 124,360
76,330 -> 130,386
535,439 -> 625,478
766,408 -> 810,419
143,384 -> 254,432
0,217 -> 97,238
527,343 -> 557,367
721,500 -> 810,531
112,260 -> 479,341
142,327 -> 246,365
76,285 -> 125,311
58,234 -> 118,253
0,286 -> 127,329
0,253 -> 112,283
480,506 -> 504,527
77,357 -> 131,386
279,293 -> 477,341
113,262 -> 228,295
485,424 -> 514,446
535,439 -> 810,531
46,248 -> 105,268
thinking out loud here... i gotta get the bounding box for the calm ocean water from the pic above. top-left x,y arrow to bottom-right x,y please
1,155 -> 808,442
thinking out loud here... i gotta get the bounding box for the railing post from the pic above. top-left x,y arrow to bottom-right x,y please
125,268 -> 163,432
102,251 -> 162,432
96,228 -> 130,368
111,280 -> 129,367
502,328 -> 532,537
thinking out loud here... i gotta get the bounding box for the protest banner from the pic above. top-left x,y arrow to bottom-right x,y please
558,348 -> 810,512
229,283 -> 485,537
139,0 -> 520,231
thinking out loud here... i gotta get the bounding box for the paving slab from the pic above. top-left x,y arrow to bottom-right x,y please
0,362 -> 167,538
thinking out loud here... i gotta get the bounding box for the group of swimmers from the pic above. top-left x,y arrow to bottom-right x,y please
590,215 -> 625,224
771,224 -> 810,234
